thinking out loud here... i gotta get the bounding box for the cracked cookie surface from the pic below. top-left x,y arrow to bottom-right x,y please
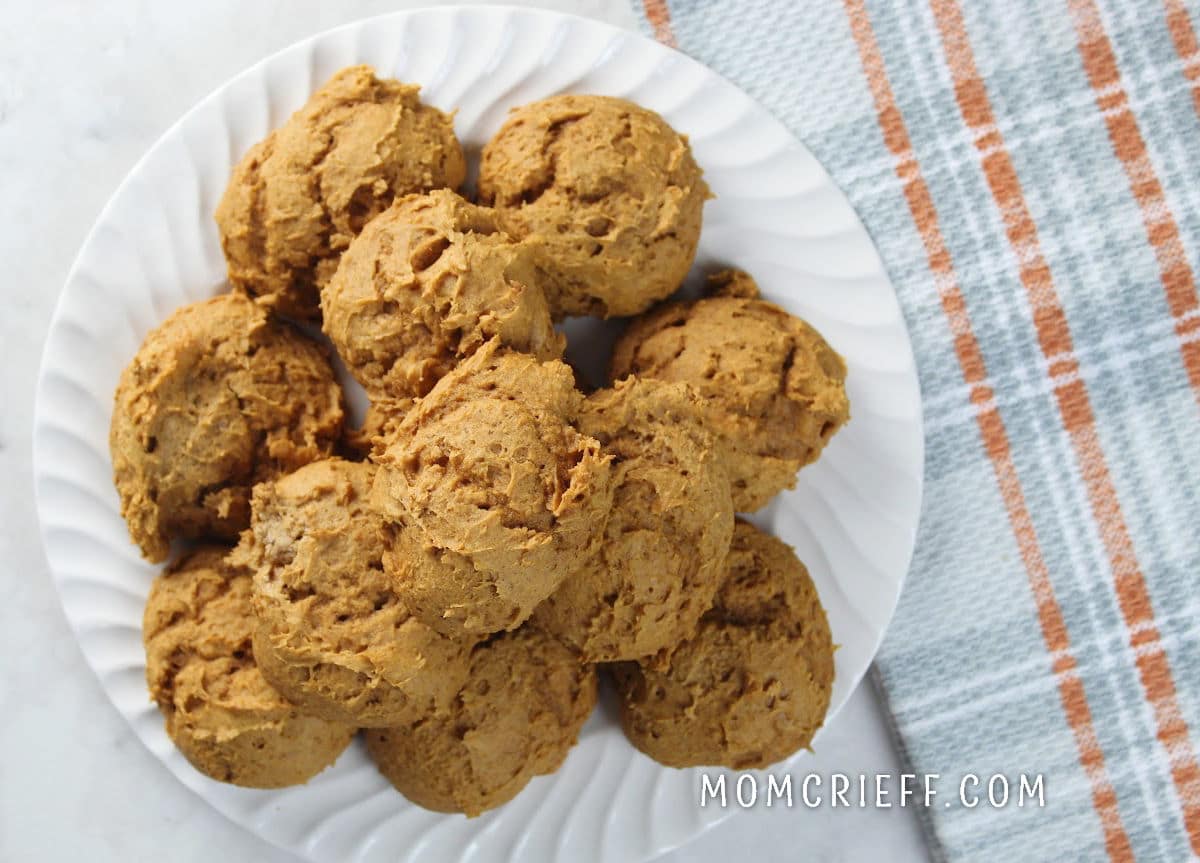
216,65 -> 466,320
478,94 -> 707,318
142,545 -> 354,788
612,521 -> 834,769
610,271 -> 849,511
534,378 -> 733,663
235,458 -> 473,727
371,341 -> 614,638
110,292 -> 343,562
364,624 -> 597,817
322,190 -> 562,399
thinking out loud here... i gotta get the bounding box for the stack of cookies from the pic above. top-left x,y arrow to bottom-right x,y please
113,65 -> 849,815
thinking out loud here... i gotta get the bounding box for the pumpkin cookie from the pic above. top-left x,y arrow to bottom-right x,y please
371,341 -> 613,638
216,65 -> 466,319
110,292 -> 343,562
365,624 -> 597,816
610,271 -> 848,511
343,396 -> 415,459
478,94 -> 707,318
612,521 -> 835,769
142,546 -> 354,788
236,459 -> 472,727
322,190 -> 562,398
535,378 -> 733,662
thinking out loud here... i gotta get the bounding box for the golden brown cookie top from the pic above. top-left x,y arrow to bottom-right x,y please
110,292 -> 343,561
613,521 -> 835,769
375,343 -> 596,536
322,190 -> 563,398
143,544 -> 355,786
610,275 -> 848,510
343,396 -> 416,460
242,458 -> 389,632
715,522 -> 831,641
706,268 -> 760,299
235,458 -> 472,725
364,624 -> 597,817
371,342 -> 614,636
478,94 -> 708,318
216,65 -> 466,319
535,378 -> 733,662
454,626 -> 597,778
143,546 -> 296,733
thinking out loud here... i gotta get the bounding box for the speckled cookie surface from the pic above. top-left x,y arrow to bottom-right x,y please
216,65 -> 466,319
478,94 -> 707,318
610,272 -> 849,511
343,396 -> 416,459
322,190 -> 563,398
612,521 -> 834,769
142,546 -> 354,788
364,625 -> 597,816
371,342 -> 614,638
110,292 -> 344,562
534,378 -> 733,662
234,458 -> 472,727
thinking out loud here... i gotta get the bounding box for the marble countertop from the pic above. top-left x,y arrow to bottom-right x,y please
0,1 -> 928,860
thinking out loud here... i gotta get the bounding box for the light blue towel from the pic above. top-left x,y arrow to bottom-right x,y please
632,1 -> 1200,860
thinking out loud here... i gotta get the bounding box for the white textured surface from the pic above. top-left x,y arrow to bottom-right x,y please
4,2 -> 928,862
33,7 -> 923,862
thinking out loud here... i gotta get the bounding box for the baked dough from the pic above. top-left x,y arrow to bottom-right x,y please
534,378 -> 733,662
343,396 -> 415,459
610,271 -> 849,511
612,521 -> 835,769
118,73 -> 858,804
478,94 -> 707,318
235,459 -> 472,726
142,546 -> 354,788
110,292 -> 343,562
364,625 -> 597,816
322,190 -> 562,398
216,65 -> 466,319
371,341 -> 613,638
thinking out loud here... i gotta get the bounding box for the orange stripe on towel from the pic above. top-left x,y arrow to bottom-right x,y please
1163,0 -> 1200,119
843,1 -> 1134,858
931,0 -> 1200,853
1071,0 -> 1200,407
642,0 -> 677,48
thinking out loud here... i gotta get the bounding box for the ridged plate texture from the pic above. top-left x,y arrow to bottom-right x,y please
32,7 -> 924,862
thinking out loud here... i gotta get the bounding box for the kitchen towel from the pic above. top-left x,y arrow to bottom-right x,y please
631,1 -> 1200,860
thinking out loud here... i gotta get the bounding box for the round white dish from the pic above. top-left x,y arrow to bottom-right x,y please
32,6 -> 924,862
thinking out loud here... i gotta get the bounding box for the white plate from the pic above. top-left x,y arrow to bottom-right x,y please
32,6 -> 923,862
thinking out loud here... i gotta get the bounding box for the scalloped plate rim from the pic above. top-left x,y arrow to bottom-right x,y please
32,6 -> 925,863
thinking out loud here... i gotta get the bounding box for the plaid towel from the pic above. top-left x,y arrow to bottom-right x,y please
630,1 -> 1200,860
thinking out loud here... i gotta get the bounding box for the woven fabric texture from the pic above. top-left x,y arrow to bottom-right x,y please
632,1 -> 1200,860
